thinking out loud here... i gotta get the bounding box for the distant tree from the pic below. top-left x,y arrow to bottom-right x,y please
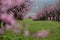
33,1 -> 60,21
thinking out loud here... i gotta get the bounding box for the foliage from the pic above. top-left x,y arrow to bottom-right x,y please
0,19 -> 60,40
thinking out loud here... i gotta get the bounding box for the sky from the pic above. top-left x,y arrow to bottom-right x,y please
28,0 -> 57,13
26,0 -> 57,17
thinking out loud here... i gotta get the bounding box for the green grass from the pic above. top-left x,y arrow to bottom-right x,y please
0,19 -> 60,40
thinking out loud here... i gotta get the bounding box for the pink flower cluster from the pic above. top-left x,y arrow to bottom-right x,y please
33,29 -> 49,37
1,13 -> 15,25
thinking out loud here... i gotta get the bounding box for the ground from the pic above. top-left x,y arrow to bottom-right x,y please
0,19 -> 60,40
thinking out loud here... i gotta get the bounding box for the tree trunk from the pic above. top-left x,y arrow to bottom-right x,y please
52,16 -> 55,21
50,17 -> 51,20
57,16 -> 59,21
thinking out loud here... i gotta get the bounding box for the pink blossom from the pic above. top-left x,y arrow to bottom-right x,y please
33,29 -> 49,37
12,23 -> 22,33
13,28 -> 20,33
1,0 -> 28,11
16,0 -> 27,6
23,30 -> 30,36
1,13 -> 7,20
0,27 -> 5,34
5,24 -> 13,30
1,13 -> 15,25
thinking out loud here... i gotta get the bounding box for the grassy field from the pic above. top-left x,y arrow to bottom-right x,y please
0,19 -> 60,40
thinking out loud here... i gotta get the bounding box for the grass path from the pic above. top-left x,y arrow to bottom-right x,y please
0,19 -> 60,40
